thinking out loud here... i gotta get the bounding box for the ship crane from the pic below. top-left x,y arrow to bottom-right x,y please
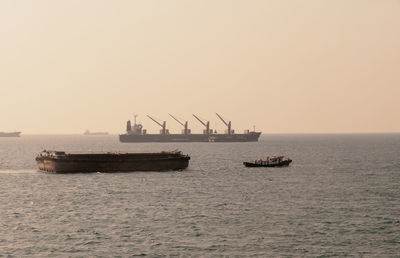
216,113 -> 232,135
169,114 -> 189,135
192,114 -> 211,135
147,115 -> 167,135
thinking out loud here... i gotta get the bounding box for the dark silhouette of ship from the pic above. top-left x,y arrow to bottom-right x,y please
36,150 -> 190,173
84,130 -> 109,135
0,131 -> 21,137
119,114 -> 261,143
244,156 -> 292,167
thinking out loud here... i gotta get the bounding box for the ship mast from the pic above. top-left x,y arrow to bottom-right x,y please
147,115 -> 167,135
192,114 -> 211,135
169,114 -> 189,135
216,113 -> 232,135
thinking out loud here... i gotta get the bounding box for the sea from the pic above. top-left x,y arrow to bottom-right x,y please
0,134 -> 399,257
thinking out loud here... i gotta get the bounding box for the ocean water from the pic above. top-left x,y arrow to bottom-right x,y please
0,134 -> 399,257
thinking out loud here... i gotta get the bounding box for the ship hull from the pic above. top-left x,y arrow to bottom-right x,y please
0,132 -> 21,137
36,151 -> 190,173
120,134 -> 209,142
119,132 -> 261,143
209,132 -> 261,142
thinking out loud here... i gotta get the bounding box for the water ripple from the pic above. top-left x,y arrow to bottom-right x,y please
0,134 -> 399,256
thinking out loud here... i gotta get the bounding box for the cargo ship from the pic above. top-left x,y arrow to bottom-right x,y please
119,114 -> 261,143
84,130 -> 109,135
0,131 -> 21,137
36,150 -> 190,173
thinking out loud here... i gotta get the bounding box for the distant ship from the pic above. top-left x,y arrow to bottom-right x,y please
84,130 -> 109,135
0,131 -> 21,137
119,114 -> 261,143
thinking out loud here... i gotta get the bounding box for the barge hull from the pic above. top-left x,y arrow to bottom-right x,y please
36,151 -> 190,173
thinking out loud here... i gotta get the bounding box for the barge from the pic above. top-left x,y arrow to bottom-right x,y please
36,150 -> 190,173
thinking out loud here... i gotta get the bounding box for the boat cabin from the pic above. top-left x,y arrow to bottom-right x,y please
268,155 -> 284,164
254,155 -> 285,165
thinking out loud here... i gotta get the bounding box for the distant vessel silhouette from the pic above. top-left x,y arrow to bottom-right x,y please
84,130 -> 108,135
0,131 -> 21,137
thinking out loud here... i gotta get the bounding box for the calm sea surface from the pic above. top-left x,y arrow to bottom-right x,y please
0,134 -> 399,257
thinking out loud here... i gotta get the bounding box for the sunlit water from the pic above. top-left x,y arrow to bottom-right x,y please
0,134 -> 399,256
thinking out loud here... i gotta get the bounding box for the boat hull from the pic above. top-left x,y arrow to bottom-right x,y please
119,132 -> 261,143
120,134 -> 209,142
36,151 -> 190,173
209,132 -> 261,142
243,159 -> 292,167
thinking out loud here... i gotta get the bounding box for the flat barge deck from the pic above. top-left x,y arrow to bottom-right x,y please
36,150 -> 190,173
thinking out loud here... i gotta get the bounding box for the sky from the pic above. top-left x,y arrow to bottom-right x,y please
1,0 -> 399,134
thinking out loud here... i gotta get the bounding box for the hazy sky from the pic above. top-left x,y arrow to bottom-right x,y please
1,0 -> 399,134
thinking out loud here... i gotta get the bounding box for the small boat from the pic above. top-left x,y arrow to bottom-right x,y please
243,155 -> 292,167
